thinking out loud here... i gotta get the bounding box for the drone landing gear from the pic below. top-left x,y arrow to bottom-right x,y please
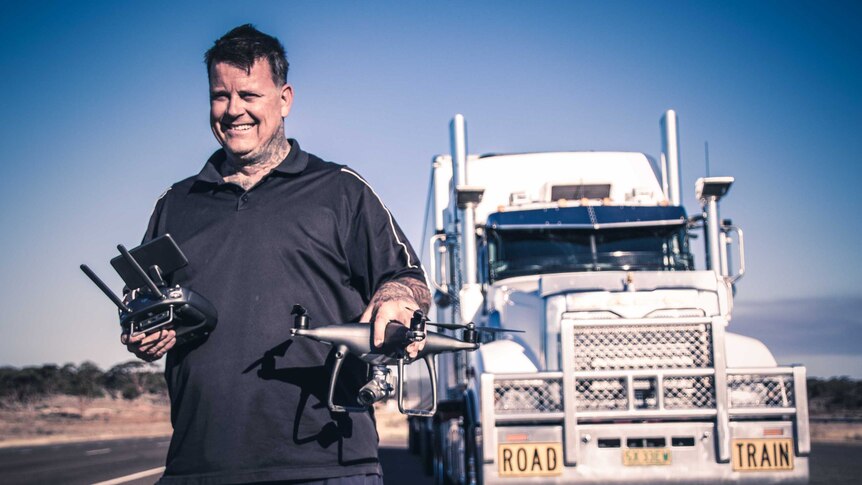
325,343 -> 438,416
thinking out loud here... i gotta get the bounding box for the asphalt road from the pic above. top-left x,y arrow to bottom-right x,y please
0,438 -> 430,485
808,441 -> 862,485
0,437 -> 169,485
0,438 -> 856,484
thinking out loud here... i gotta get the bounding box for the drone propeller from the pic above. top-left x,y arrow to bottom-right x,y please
475,326 -> 524,334
425,322 -> 462,330
426,322 -> 524,334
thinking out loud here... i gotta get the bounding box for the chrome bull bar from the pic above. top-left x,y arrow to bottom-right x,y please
478,316 -> 809,465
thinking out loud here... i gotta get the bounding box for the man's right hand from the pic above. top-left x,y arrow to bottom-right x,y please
121,328 -> 177,362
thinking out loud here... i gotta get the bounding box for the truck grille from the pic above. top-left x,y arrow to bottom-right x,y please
572,321 -> 713,371
664,376 -> 716,409
574,378 -> 627,411
494,378 -> 563,414
487,319 -> 803,426
571,375 -> 716,411
728,374 -> 794,408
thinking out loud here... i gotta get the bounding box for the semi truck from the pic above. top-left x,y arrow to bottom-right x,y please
407,110 -> 810,484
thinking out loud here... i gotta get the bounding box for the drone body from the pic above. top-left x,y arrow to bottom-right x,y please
288,305 -> 520,416
290,323 -> 478,365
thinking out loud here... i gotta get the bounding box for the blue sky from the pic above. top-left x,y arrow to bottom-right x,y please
0,1 -> 859,376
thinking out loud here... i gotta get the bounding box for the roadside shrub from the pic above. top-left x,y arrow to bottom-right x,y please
0,361 -> 167,405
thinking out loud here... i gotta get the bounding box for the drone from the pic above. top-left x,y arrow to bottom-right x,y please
289,305 -> 522,416
80,235 -> 218,346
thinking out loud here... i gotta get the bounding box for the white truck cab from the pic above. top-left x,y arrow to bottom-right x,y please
409,111 -> 810,484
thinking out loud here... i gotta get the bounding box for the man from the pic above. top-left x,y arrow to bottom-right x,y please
122,24 -> 430,484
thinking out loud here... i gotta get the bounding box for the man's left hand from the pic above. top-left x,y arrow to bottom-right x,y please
361,277 -> 431,359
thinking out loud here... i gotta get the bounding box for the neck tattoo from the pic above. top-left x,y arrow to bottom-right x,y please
223,138 -> 291,190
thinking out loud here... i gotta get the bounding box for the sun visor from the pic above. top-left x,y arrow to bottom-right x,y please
486,206 -> 688,229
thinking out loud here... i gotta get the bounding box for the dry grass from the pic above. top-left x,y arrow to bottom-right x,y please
810,422 -> 862,444
0,394 -> 172,448
0,395 -> 408,448
2,395 -> 858,448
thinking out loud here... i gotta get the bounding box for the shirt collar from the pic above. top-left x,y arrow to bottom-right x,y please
193,139 -> 309,186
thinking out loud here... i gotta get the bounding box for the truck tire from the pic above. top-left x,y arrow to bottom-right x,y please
420,418 -> 434,476
432,418 -> 454,485
408,417 -> 420,455
462,394 -> 482,485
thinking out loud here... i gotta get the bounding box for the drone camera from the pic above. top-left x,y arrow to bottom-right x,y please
357,365 -> 393,407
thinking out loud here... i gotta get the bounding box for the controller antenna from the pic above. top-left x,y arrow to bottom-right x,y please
80,264 -> 131,313
117,244 -> 164,299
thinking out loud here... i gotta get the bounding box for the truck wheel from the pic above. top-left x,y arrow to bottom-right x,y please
408,417 -> 420,455
462,396 -> 482,485
432,421 -> 450,485
420,418 -> 434,476
433,448 -> 446,485
462,422 -> 480,485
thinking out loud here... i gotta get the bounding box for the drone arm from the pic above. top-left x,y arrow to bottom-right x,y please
418,332 -> 479,356
397,354 -> 437,417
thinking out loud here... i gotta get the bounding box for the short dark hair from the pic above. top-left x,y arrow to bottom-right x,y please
205,24 -> 288,85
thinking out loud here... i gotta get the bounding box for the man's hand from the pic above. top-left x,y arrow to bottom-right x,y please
121,328 -> 176,362
361,277 -> 431,359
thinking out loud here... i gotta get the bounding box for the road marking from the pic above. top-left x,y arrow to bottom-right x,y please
92,467 -> 165,485
85,448 -> 112,456
157,440 -> 170,446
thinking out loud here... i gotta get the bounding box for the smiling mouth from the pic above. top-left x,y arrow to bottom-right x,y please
223,122 -> 255,133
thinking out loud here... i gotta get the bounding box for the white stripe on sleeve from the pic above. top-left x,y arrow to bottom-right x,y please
340,168 -> 420,270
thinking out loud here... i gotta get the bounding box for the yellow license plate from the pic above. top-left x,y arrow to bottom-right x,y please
498,442 -> 563,477
623,448 -> 671,466
732,438 -> 794,471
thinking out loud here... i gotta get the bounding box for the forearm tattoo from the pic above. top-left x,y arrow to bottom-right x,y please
369,277 -> 432,315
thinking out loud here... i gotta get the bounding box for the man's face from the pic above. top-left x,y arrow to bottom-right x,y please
209,58 -> 293,164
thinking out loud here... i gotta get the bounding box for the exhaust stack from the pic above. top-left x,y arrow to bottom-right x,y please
696,177 -> 735,274
660,110 -> 682,206
449,114 -> 480,287
449,115 -> 485,332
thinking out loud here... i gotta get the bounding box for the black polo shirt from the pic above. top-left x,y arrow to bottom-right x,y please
146,140 -> 424,484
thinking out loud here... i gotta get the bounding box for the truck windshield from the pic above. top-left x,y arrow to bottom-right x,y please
486,225 -> 692,282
